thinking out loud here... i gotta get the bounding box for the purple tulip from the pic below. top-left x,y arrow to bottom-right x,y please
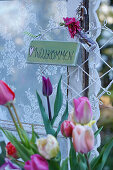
42,76 -> 53,97
0,158 -> 20,170
73,97 -> 93,124
24,154 -> 49,170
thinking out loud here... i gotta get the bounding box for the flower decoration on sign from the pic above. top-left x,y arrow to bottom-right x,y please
60,17 -> 96,49
62,17 -> 81,38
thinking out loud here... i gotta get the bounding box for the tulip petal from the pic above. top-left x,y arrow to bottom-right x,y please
74,100 -> 85,123
79,96 -> 89,102
42,76 -> 47,96
0,80 -> 15,105
72,125 -> 84,153
73,99 -> 81,123
31,154 -> 49,170
72,125 -> 94,154
85,128 -> 94,152
77,100 -> 92,124
24,160 -> 32,170
73,99 -> 80,109
47,78 -> 53,96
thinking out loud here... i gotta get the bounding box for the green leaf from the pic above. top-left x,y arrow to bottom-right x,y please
91,137 -> 113,170
55,102 -> 68,137
0,128 -> 31,161
94,126 -> 103,138
60,158 -> 68,170
0,141 -> 6,166
78,162 -> 87,170
11,159 -> 24,168
34,131 -> 39,139
48,152 -> 61,170
18,127 -> 30,148
52,76 -> 63,125
30,125 -> 36,143
30,143 -> 39,154
36,91 -> 55,136
69,139 -> 77,170
54,152 -> 61,162
77,153 -> 86,163
48,159 -> 60,170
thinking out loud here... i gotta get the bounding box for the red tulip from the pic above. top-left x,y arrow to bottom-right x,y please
6,142 -> 18,159
61,120 -> 75,137
0,80 -> 15,105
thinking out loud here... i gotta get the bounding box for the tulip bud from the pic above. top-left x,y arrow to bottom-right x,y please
24,154 -> 49,170
37,135 -> 59,160
6,142 -> 18,159
0,80 -> 15,105
42,76 -> 53,97
73,97 -> 93,125
61,120 -> 75,137
72,125 -> 94,153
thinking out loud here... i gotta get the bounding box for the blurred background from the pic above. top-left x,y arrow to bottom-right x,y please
97,0 -> 113,169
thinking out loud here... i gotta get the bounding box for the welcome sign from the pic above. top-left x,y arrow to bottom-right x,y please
27,41 -> 80,66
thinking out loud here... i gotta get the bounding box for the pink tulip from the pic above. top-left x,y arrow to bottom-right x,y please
73,97 -> 93,124
72,125 -> 94,153
24,154 -> 49,170
0,80 -> 15,105
61,120 -> 75,137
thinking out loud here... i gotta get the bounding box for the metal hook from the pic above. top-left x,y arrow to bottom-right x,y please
80,5 -> 87,15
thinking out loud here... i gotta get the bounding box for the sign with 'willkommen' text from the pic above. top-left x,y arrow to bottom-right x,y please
27,41 -> 79,66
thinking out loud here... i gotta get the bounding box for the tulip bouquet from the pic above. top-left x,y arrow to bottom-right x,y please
0,77 -> 113,170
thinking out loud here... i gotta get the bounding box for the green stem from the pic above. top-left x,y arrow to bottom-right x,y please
7,104 -> 25,143
85,154 -> 91,170
7,105 -> 19,134
11,103 -> 23,129
47,96 -> 52,121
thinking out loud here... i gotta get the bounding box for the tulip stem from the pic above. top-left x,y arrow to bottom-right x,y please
85,154 -> 91,170
47,96 -> 52,121
7,105 -> 19,134
11,103 -> 23,129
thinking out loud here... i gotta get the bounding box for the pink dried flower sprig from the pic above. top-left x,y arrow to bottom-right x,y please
63,17 -> 81,38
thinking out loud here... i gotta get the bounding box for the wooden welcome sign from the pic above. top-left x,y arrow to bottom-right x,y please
27,41 -> 80,66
